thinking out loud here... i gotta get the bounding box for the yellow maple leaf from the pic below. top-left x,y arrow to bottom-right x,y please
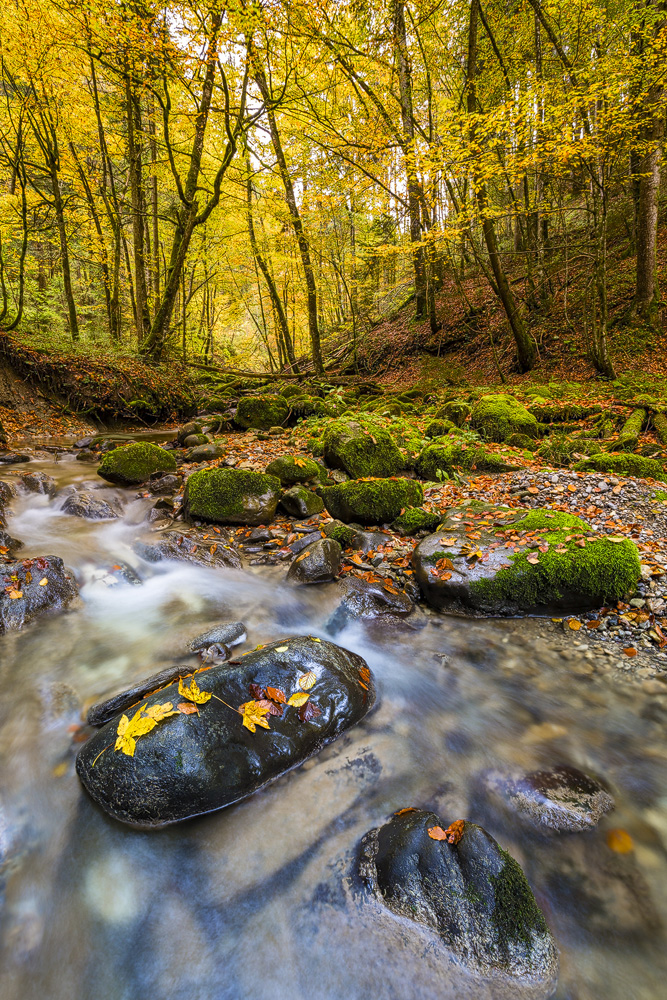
114,705 -> 157,757
239,699 -> 271,733
178,676 -> 212,704
144,702 -> 179,721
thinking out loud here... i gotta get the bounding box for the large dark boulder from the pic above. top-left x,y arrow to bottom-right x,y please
326,577 -> 414,634
286,538 -> 341,584
134,529 -> 241,570
98,442 -> 177,486
61,489 -> 119,520
359,809 -> 557,983
322,478 -> 423,526
412,505 -> 640,614
76,636 -> 375,828
0,555 -> 78,633
183,467 -> 281,526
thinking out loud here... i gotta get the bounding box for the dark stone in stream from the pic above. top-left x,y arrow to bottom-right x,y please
0,452 -> 30,464
61,490 -> 119,520
18,470 -> 57,496
147,473 -> 180,495
482,764 -> 615,833
280,485 -> 325,518
326,577 -> 414,634
289,531 -> 322,555
188,621 -> 247,652
75,449 -> 98,463
286,537 -> 341,584
0,529 -> 23,557
186,443 -> 224,462
359,810 -> 557,984
76,636 -> 376,827
134,530 -> 241,570
74,437 -> 95,449
87,663 -> 200,727
0,556 -> 78,632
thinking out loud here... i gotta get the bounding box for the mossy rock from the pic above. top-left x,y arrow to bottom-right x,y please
506,433 -> 538,451
471,394 -> 539,442
322,478 -> 423,525
416,442 -> 518,480
436,400 -> 472,426
573,453 -> 664,479
425,419 -> 455,439
279,485 -> 325,518
234,395 -> 289,430
392,507 -> 441,535
322,520 -> 359,548
97,443 -> 177,486
183,468 -> 281,526
288,395 -> 326,418
280,384 -> 305,399
412,506 -> 641,614
322,416 -> 403,479
265,456 -> 320,485
611,408 -> 646,452
537,435 -> 602,468
529,402 -> 601,422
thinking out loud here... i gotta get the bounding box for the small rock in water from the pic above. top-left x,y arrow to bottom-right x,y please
61,490 -> 119,520
483,764 -> 615,833
135,530 -> 241,570
0,529 -> 22,556
287,537 -> 342,584
326,577 -> 414,634
188,621 -> 247,652
0,556 -> 78,633
147,474 -> 180,496
280,485 -> 325,518
0,452 -> 30,465
359,809 -> 557,984
77,636 -> 375,827
18,470 -> 57,496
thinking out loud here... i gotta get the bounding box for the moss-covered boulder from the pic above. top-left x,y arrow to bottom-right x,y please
425,419 -> 455,439
612,408 -> 646,452
98,442 -> 177,486
183,468 -> 281,526
322,520 -> 359,548
416,441 -> 517,480
288,395 -> 326,418
322,478 -> 423,525
536,434 -> 602,467
436,400 -> 471,426
234,394 -> 289,430
359,810 -> 557,983
391,507 -> 441,535
322,416 -> 403,479
506,433 -> 539,451
471,394 -> 539,442
529,402 -> 601,423
573,453 -> 664,479
265,455 -> 320,485
412,506 -> 641,614
279,485 -> 325,518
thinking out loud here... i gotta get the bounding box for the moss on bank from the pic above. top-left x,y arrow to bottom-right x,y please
573,453 -> 663,479
97,442 -> 176,485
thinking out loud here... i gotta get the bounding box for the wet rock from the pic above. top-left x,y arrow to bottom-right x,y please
412,506 -> 641,614
176,421 -> 203,445
74,437 -> 95,449
323,417 -> 403,479
75,449 -> 98,463
326,577 -> 414,633
18,470 -> 57,496
484,764 -> 615,833
0,529 -> 22,556
0,479 -> 17,513
87,663 -> 201,727
76,635 -> 376,827
61,490 -> 119,520
188,621 -> 247,652
98,442 -> 177,486
0,452 -> 30,465
280,485 -> 325,518
287,537 -> 342,584
183,433 -> 209,448
147,474 -> 180,496
87,562 -> 142,590
289,530 -> 323,554
359,810 -> 557,983
0,556 -> 78,633
183,467 -> 281,526
134,529 -> 241,570
186,443 -> 224,463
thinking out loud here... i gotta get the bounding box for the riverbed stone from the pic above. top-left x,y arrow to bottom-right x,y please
18,470 -> 57,496
61,489 -> 119,520
483,765 -> 615,833
0,529 -> 22,556
280,485 -> 325,518
323,417 -> 403,479
188,621 -> 247,652
322,478 -> 423,526
0,555 -> 78,632
76,635 -> 376,827
266,455 -> 320,485
359,809 -> 557,983
98,442 -> 177,486
287,537 -> 341,584
183,467 -> 281,526
134,529 -> 241,569
326,577 -> 414,633
412,505 -> 641,614
0,452 -> 30,464
186,443 -> 224,463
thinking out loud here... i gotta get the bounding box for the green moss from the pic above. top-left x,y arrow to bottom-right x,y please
265,455 -> 320,485
529,402 -> 601,422
416,441 -> 517,479
613,408 -> 646,451
279,484 -> 325,517
506,433 -> 538,451
323,522 -> 358,548
425,419 -> 455,438
183,467 -> 281,524
288,395 -> 326,418
573,453 -> 664,479
392,507 -> 441,534
490,849 -> 548,955
322,416 -> 403,478
509,510 -> 588,532
653,412 -> 667,445
471,394 -> 539,442
435,400 -> 471,426
537,434 -> 602,467
97,442 -> 177,485
234,394 -> 289,430
322,477 -> 423,525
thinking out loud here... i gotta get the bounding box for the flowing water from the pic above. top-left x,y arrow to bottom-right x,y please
0,453 -> 666,1000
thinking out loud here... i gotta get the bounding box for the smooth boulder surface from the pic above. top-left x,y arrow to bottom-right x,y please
482,765 -> 615,833
322,478 -> 423,525
183,467 -> 281,526
287,537 -> 342,584
188,620 -> 247,652
280,484 -> 325,518
412,505 -> 640,614
326,577 -> 414,633
359,810 -> 557,984
61,489 -> 119,520
0,555 -> 78,632
98,442 -> 177,486
186,443 -> 224,462
135,529 -> 241,570
323,417 -> 403,479
76,636 -> 376,827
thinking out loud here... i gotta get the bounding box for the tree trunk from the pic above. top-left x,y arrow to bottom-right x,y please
50,159 -> 79,341
125,73 -> 150,344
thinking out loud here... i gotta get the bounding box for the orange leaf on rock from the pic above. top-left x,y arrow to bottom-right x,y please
622,647 -> 637,657
266,686 -> 286,704
177,702 -> 199,715
427,826 -> 449,840
394,807 -> 418,816
606,828 -> 634,853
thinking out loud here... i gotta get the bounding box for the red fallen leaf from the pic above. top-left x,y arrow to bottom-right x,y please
266,686 -> 286,704
177,702 -> 199,714
248,683 -> 265,700
394,807 -> 418,816
622,647 -> 637,657
298,700 -> 321,722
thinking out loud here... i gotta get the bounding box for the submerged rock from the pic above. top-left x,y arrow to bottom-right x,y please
76,636 -> 375,827
97,442 -> 177,486
18,470 -> 57,496
326,577 -> 414,633
412,506 -> 640,614
0,556 -> 77,633
483,765 -> 615,833
61,490 -> 119,520
183,467 -> 281,526
359,810 -> 557,984
287,538 -> 341,584
134,530 -> 241,570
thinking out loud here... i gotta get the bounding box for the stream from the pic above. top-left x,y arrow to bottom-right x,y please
0,452 -> 666,1000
